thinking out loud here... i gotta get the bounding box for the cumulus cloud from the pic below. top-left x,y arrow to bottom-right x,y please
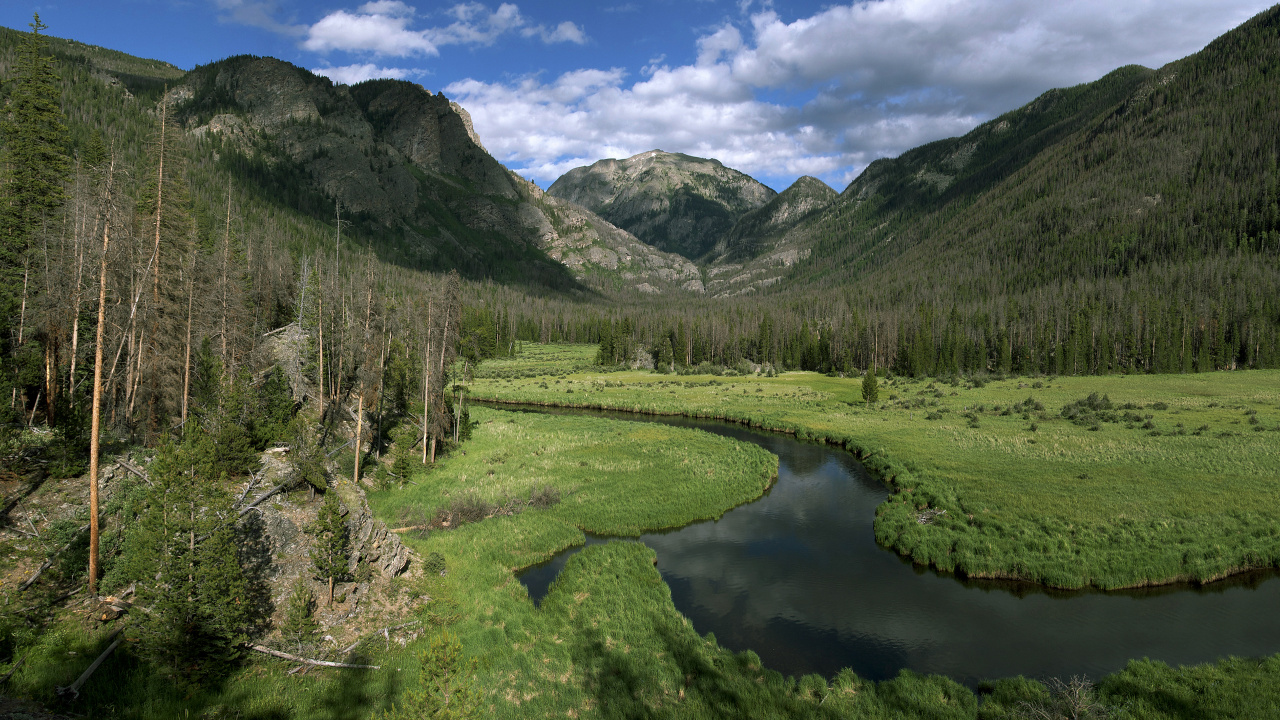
303,6 -> 438,56
448,0 -> 1269,188
300,2 -> 587,58
312,63 -> 414,85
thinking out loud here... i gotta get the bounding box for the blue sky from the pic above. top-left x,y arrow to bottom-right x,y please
2,1 -> 1272,191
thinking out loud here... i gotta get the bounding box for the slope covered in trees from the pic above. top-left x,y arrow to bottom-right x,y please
767,7 -> 1280,375
563,7 -> 1280,377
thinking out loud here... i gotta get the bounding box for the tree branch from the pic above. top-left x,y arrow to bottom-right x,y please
19,523 -> 90,591
248,644 -> 380,670
56,626 -> 124,698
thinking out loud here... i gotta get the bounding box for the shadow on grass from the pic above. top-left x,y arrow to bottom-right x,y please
310,653 -> 397,720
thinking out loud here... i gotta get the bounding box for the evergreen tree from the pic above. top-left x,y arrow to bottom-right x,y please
310,491 -> 351,604
862,364 -> 879,406
381,631 -> 480,720
280,579 -> 320,652
0,14 -> 69,319
109,432 -> 254,683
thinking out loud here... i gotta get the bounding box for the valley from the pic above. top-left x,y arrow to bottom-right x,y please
1,5 -> 1279,719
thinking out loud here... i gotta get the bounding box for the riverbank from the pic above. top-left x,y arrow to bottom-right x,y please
367,403 -> 1280,718
468,345 -> 1280,590
367,406 -> 999,718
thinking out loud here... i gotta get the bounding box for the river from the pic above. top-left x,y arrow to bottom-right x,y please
505,404 -> 1280,686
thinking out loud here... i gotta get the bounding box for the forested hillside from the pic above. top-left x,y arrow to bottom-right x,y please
572,7 -> 1280,377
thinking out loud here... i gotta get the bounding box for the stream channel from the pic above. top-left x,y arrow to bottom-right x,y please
500,403 -> 1280,686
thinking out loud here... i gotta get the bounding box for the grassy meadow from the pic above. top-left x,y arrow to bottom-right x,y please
366,401 -> 1280,719
364,406 -> 1004,719
467,344 -> 1280,589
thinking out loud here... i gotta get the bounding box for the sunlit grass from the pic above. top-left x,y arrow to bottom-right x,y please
470,345 -> 1280,589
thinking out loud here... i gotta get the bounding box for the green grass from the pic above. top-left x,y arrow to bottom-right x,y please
13,393 -> 1279,717
471,343 -> 604,379
361,405 -> 1025,719
469,345 -> 1280,590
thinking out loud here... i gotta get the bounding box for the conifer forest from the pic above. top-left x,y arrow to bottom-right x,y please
2,6 -> 1280,719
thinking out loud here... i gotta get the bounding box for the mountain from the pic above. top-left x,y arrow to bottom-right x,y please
546,150 -> 777,261
704,175 -> 836,296
778,6 -> 1280,308
168,56 -> 701,296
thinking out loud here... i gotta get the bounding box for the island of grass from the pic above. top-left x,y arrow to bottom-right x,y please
469,344 -> 1280,590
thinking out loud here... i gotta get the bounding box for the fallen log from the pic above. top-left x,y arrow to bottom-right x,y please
56,626 -> 124,699
248,644 -> 379,670
233,471 -> 260,510
19,523 -> 90,591
118,459 -> 149,483
325,438 -> 353,458
389,525 -> 427,534
0,651 -> 26,684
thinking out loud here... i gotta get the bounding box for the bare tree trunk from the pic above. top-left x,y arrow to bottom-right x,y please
375,332 -> 386,461
317,261 -> 325,403
435,314 -> 451,459
127,325 -> 145,419
88,155 -> 115,597
181,267 -> 193,425
17,258 -> 29,345
422,300 -> 432,464
151,90 -> 167,306
44,340 -> 55,425
221,185 -> 231,366
352,393 -> 363,486
69,205 -> 88,404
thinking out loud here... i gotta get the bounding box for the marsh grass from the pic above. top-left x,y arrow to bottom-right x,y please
365,408 -> 1015,718
467,345 -> 1280,590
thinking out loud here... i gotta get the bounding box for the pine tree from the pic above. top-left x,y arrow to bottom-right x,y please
381,631 -> 480,720
0,14 -> 69,319
280,579 -> 320,652
310,491 -> 351,604
110,432 -> 254,683
862,364 -> 879,406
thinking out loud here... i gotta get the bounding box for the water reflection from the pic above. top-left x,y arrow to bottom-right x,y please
501,404 -> 1280,685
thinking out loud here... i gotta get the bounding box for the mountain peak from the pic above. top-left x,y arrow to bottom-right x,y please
547,151 -> 775,260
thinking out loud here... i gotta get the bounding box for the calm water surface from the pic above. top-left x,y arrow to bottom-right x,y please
506,405 -> 1280,685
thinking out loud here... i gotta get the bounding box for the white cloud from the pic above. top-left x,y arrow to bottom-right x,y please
447,0 -> 1272,188
300,2 -> 587,58
523,20 -> 588,45
358,0 -> 414,16
312,63 -> 414,85
303,7 -> 438,56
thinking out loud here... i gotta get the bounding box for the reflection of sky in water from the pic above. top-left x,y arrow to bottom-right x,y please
512,407 -> 1280,685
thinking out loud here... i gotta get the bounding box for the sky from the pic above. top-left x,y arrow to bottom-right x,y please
2,1 -> 1273,191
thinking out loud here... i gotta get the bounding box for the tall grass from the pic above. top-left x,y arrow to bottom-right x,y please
469,346 -> 1280,589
